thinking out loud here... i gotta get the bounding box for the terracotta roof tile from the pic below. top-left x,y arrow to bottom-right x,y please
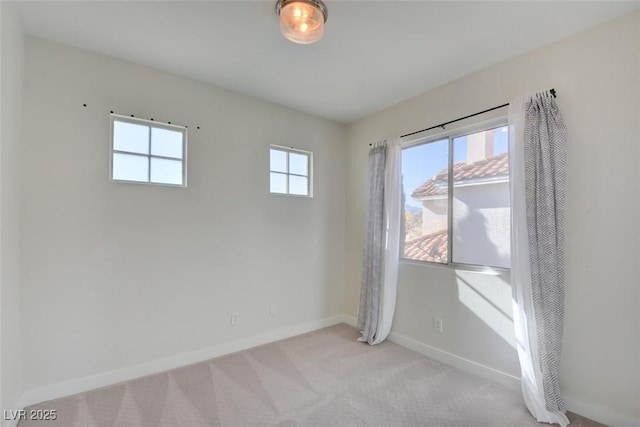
411,152 -> 509,199
402,229 -> 448,263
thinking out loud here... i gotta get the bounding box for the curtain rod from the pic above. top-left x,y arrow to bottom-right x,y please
369,88 -> 556,144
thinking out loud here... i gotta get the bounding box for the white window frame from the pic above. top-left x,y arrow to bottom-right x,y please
109,114 -> 188,187
401,117 -> 510,274
269,145 -> 313,197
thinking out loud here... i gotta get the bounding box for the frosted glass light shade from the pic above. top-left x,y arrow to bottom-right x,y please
278,0 -> 326,44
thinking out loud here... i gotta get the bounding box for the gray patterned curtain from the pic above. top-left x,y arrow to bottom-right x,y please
357,142 -> 386,343
509,90 -> 568,426
356,138 -> 402,345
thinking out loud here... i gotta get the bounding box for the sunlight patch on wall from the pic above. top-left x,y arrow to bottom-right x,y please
456,270 -> 516,348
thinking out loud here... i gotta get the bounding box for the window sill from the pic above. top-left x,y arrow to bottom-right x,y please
399,258 -> 510,275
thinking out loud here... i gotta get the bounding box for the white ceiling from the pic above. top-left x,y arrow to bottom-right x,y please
14,1 -> 639,123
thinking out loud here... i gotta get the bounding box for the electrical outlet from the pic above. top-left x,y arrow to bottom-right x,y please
434,317 -> 443,333
231,312 -> 239,325
270,304 -> 278,318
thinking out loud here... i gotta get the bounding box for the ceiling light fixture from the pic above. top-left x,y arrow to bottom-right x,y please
275,0 -> 328,45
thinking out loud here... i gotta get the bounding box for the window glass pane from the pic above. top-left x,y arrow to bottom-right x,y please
151,128 -> 183,159
401,139 -> 449,263
289,152 -> 308,176
289,175 -> 308,196
270,172 -> 287,193
452,127 -> 510,268
150,158 -> 183,185
113,121 -> 149,154
113,153 -> 149,182
270,149 -> 287,173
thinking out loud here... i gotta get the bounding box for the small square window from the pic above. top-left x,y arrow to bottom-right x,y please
110,114 -> 187,187
269,145 -> 312,197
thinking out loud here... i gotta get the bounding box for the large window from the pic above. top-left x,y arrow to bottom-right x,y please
401,122 -> 510,269
270,145 -> 312,197
110,114 -> 187,186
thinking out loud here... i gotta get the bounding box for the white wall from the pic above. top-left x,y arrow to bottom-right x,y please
0,2 -> 24,421
346,11 -> 639,426
20,38 -> 346,392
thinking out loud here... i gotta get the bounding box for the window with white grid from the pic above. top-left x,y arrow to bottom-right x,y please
110,114 -> 187,187
269,145 -> 312,197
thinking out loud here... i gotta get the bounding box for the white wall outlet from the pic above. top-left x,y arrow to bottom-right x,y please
434,317 -> 443,333
231,312 -> 239,325
270,304 -> 278,318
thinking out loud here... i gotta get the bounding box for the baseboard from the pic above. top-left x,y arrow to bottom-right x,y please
375,325 -> 639,427
14,313 -> 638,427
344,314 -> 518,390
386,329 -> 521,391
18,314 -> 348,409
341,314 -> 357,327
564,395 -> 639,427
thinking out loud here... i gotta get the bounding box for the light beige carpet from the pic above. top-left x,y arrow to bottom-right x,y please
20,324 -> 593,426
